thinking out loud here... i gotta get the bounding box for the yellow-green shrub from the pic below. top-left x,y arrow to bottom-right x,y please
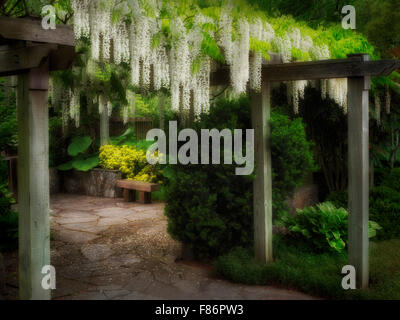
99,144 -> 162,183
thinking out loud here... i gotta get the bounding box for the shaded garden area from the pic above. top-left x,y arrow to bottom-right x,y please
1,0 -> 400,300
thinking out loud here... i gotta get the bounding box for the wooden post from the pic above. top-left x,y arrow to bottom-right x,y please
251,78 -> 273,264
17,61 -> 51,300
347,54 -> 371,289
100,109 -> 110,146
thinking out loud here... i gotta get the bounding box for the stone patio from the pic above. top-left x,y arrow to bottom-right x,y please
3,193 -> 317,300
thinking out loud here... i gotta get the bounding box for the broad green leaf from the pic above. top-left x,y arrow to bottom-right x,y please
57,160 -> 74,171
72,155 -> 99,172
68,136 -> 92,156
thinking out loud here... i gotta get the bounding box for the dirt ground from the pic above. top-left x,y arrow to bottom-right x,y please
2,193 -> 317,300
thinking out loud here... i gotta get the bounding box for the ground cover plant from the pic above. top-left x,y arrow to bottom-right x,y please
214,237 -> 400,300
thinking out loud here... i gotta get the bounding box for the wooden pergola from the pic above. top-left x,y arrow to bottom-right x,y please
0,16 -> 399,299
0,16 -> 75,300
211,53 -> 400,289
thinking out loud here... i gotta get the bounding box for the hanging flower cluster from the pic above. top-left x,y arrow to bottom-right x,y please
71,0 -> 90,39
68,0 -> 366,123
328,78 -> 348,113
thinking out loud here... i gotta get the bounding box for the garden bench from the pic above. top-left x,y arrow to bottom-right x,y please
116,179 -> 160,204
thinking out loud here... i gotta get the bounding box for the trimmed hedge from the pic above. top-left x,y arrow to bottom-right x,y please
164,97 -> 315,259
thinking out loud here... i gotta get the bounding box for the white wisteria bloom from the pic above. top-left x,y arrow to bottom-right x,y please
289,28 -> 301,49
300,36 -> 313,53
231,19 -> 250,94
89,0 -> 111,61
249,18 -> 263,92
72,0 -> 90,39
218,10 -> 233,65
273,35 -> 292,63
169,18 -> 191,111
112,21 -> 130,64
327,78 -> 348,113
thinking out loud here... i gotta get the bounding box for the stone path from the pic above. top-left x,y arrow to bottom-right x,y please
3,194 -> 317,300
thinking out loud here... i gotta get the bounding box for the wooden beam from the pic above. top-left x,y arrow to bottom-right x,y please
262,58 -> 399,81
17,61 -> 51,300
49,45 -> 76,72
210,53 -> 282,86
211,56 -> 400,85
348,54 -> 370,289
0,44 -> 57,77
0,44 -> 76,76
251,77 -> 274,264
0,16 -> 74,47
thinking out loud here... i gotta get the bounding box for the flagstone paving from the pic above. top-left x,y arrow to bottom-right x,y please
3,193 -> 318,300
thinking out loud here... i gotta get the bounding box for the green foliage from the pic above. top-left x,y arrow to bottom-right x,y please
275,85 -> 348,194
248,0 -> 355,28
67,136 -> 92,156
71,155 -> 100,172
282,202 -> 380,253
164,98 -> 254,259
270,110 -> 316,194
270,108 -> 317,219
110,127 -> 137,146
327,182 -> 400,240
214,237 -> 400,299
370,186 -> 400,240
0,183 -> 18,251
381,168 -> 400,192
325,190 -> 348,209
164,97 -> 316,258
0,78 -> 18,153
58,135 -> 99,172
356,0 -> 400,54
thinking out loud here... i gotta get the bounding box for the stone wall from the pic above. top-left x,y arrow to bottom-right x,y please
62,168 -> 122,198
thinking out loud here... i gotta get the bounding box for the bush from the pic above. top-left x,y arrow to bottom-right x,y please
214,237 -> 400,300
0,183 -> 18,251
381,168 -> 400,192
326,184 -> 400,240
282,202 -> 381,253
99,144 -> 163,183
164,97 -> 316,259
370,186 -> 400,240
325,190 -> 348,209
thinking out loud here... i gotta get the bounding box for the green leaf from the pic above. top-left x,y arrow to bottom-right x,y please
72,155 -> 99,172
68,136 -> 92,156
57,160 -> 74,171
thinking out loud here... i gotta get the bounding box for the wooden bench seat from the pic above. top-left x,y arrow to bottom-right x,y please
116,179 -> 160,204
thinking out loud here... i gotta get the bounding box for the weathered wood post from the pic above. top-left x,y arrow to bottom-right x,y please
251,77 -> 273,264
17,60 -> 51,300
347,53 -> 371,289
99,96 -> 110,146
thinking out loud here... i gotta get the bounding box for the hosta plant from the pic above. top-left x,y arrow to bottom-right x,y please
282,202 -> 381,253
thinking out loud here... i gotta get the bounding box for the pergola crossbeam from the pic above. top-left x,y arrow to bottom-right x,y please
0,16 -> 75,47
0,44 -> 75,77
211,57 -> 400,85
